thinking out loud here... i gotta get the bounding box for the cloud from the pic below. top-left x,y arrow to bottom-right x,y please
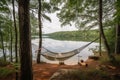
42,13 -> 77,33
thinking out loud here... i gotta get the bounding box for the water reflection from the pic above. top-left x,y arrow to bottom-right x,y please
32,38 -> 98,65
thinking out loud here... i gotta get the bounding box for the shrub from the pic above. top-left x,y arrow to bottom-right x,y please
0,58 -> 9,67
0,68 -> 15,78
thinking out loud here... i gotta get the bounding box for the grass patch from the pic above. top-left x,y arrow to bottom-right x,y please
51,69 -> 111,80
86,69 -> 110,80
112,55 -> 120,66
115,55 -> 120,62
98,53 -> 120,67
0,59 -> 19,78
0,67 -> 15,78
0,59 -> 10,67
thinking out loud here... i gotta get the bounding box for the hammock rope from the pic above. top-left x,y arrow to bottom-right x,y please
33,37 -> 99,61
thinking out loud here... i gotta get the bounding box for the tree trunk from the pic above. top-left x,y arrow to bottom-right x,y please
99,32 -> 102,56
10,28 -> 13,62
115,0 -> 120,54
18,0 -> 33,80
12,1 -> 19,80
99,0 -> 115,61
12,0 -> 18,63
0,26 -> 6,61
37,0 -> 42,63
115,24 -> 120,54
116,24 -> 120,54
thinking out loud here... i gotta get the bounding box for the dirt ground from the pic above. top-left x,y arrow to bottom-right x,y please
0,59 -> 120,80
33,59 -> 103,80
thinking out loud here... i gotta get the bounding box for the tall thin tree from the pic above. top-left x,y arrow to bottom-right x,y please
99,31 -> 102,56
115,0 -> 120,54
37,0 -> 42,63
18,0 -> 33,80
99,0 -> 115,61
12,0 -> 18,63
0,26 -> 6,61
10,27 -> 13,62
115,24 -> 120,54
12,0 -> 18,80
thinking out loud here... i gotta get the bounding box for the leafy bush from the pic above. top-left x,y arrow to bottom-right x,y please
0,58 -> 9,67
105,28 -> 116,53
0,68 -> 15,78
50,69 -> 111,80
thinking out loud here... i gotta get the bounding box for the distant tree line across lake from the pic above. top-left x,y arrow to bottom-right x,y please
44,30 -> 99,41
44,29 -> 111,40
44,28 -> 115,53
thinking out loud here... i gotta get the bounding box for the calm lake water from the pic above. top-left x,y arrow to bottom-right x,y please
32,38 -> 99,65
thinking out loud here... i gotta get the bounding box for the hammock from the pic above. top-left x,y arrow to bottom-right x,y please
40,38 -> 99,61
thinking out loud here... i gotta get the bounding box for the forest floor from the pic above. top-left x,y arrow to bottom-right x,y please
0,59 -> 120,80
33,59 -> 100,80
32,59 -> 120,80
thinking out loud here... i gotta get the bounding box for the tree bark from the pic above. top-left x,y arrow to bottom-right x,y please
37,0 -> 42,63
12,0 -> 18,63
12,1 -> 19,80
10,28 -> 13,62
18,0 -> 33,80
99,32 -> 102,56
0,26 -> 6,61
115,24 -> 120,54
115,0 -> 120,54
99,0 -> 110,53
99,0 -> 115,61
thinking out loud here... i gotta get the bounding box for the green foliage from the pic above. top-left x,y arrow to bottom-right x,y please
98,52 -> 120,66
107,55 -> 120,66
0,58 -> 19,78
0,58 -> 9,67
0,68 -> 14,78
115,55 -> 120,61
0,0 -> 9,12
11,62 -> 20,70
30,0 -> 58,36
114,0 -> 120,24
99,55 -> 110,64
87,69 -> 110,80
105,28 -> 116,53
0,14 -> 13,49
42,14 -> 51,22
0,58 -> 20,78
51,0 -> 115,30
45,30 -> 99,41
52,69 -> 111,80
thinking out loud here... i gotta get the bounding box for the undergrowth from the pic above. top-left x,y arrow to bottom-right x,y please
0,58 -> 20,78
0,67 -> 15,78
50,69 -> 111,80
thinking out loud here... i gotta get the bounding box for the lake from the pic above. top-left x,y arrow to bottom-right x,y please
32,38 -> 99,65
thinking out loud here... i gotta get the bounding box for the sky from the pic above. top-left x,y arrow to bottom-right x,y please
42,13 -> 78,34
